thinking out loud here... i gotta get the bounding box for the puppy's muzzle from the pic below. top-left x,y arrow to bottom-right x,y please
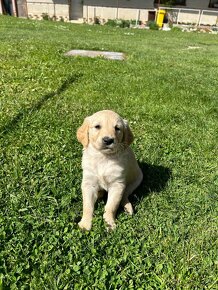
102,137 -> 114,146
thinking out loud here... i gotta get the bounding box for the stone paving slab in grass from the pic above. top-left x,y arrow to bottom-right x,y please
65,50 -> 125,60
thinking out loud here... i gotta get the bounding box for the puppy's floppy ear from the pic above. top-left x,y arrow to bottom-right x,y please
123,119 -> 134,146
77,117 -> 90,148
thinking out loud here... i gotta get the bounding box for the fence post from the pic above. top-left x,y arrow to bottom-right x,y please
116,7 -> 118,19
11,0 -> 17,16
177,8 -> 181,24
198,10 -> 203,26
136,9 -> 140,25
87,5 -> 89,22
0,1 -> 3,14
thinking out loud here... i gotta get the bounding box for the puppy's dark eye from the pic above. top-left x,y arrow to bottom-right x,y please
115,126 -> 121,131
95,125 -> 101,129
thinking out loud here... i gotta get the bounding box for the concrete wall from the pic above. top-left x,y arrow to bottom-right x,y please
27,0 -> 69,19
17,0 -> 28,17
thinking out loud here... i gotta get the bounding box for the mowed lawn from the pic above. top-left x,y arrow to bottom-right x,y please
0,15 -> 217,289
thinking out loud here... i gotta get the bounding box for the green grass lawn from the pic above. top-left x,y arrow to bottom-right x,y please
0,15 -> 217,289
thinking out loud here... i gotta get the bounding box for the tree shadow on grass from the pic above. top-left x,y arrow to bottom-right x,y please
0,73 -> 82,137
130,162 -> 172,207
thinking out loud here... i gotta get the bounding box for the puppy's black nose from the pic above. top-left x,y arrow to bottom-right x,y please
102,137 -> 114,146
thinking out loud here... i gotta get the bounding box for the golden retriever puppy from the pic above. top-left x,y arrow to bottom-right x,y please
77,110 -> 143,230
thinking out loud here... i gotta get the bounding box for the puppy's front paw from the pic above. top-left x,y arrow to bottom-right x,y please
103,213 -> 116,231
78,219 -> 92,231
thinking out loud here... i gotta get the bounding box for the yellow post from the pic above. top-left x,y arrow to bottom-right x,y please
156,9 -> 165,27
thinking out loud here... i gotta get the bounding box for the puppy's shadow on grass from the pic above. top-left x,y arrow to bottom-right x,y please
96,162 -> 171,214
75,162 -> 172,224
130,162 -> 172,207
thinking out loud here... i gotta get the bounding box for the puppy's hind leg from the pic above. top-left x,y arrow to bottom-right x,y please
121,171 -> 143,215
121,187 -> 134,215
